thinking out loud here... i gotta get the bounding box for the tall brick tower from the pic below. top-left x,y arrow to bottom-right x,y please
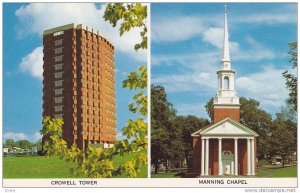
42,23 -> 117,149
213,5 -> 240,123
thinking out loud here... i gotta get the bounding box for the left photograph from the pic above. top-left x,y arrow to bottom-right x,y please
3,3 -> 148,178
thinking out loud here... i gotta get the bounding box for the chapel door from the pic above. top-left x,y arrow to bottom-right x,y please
222,151 -> 233,175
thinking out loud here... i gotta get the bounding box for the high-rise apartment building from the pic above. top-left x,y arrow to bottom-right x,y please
42,23 -> 116,149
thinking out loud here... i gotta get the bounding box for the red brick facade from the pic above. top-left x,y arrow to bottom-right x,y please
213,107 -> 240,123
192,137 -> 201,173
192,137 -> 252,176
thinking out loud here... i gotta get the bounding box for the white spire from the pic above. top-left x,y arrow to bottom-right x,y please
213,4 -> 239,107
222,4 -> 231,64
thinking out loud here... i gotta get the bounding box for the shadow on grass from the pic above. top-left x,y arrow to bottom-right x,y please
174,172 -> 185,177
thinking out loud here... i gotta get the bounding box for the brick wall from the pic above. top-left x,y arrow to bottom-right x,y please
192,136 -> 201,173
213,107 -> 240,123
238,139 -> 247,175
191,137 -> 252,176
211,139 -> 218,175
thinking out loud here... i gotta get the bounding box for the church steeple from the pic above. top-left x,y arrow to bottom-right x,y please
222,4 -> 231,70
213,4 -> 240,123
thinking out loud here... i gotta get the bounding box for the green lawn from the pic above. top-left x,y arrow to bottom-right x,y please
151,172 -> 183,178
112,151 -> 148,178
151,165 -> 297,178
256,165 -> 297,177
3,151 -> 147,178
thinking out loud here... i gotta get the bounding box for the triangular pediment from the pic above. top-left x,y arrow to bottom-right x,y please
191,118 -> 258,137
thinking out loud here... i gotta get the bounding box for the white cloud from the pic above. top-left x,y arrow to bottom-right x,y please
152,14 -> 278,63
232,37 -> 276,61
202,27 -> 223,49
233,12 -> 296,25
15,3 -> 146,62
153,74 -> 209,93
152,50 -> 221,94
152,44 -> 287,114
4,130 -> 42,142
202,27 -> 240,56
3,131 -> 28,141
19,46 -> 43,80
151,34 -> 278,93
152,34 -> 277,71
152,4 -> 296,44
236,66 -> 288,111
152,51 -> 220,71
152,16 -> 205,42
152,70 -> 217,94
174,103 -> 209,118
32,132 -> 42,142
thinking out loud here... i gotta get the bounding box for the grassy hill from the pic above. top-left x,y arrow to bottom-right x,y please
3,150 -> 147,178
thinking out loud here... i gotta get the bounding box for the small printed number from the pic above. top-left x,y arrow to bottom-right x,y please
5,189 -> 16,192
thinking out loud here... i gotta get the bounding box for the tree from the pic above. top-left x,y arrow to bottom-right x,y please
174,115 -> 209,168
151,86 -> 210,173
282,42 -> 297,112
205,97 -> 273,159
4,139 -> 15,148
104,3 -> 147,50
41,3 -> 148,178
151,85 -> 179,173
280,103 -> 297,123
269,113 -> 296,167
205,98 -> 214,122
34,139 -> 42,150
16,140 -> 33,149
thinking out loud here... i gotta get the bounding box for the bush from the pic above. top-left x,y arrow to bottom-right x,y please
258,159 -> 270,167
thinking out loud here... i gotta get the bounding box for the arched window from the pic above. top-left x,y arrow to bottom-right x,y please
223,76 -> 229,90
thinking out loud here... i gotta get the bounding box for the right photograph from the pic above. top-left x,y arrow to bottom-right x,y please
151,3 -> 297,178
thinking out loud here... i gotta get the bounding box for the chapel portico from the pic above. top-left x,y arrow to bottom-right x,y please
192,118 -> 258,176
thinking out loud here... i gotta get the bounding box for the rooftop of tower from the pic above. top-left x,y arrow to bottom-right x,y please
43,23 -> 114,47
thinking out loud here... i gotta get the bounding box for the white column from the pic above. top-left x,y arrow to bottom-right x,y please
231,160 -> 234,175
218,138 -> 222,175
205,138 -> 209,176
247,138 -> 251,175
251,139 -> 255,175
234,138 -> 238,175
201,138 -> 205,176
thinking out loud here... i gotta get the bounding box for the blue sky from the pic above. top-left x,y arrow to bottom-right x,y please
3,3 -> 146,142
151,3 -> 297,120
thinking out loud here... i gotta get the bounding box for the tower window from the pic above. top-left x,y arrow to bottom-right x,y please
54,47 -> 63,55
54,105 -> 63,112
223,76 -> 229,90
54,55 -> 63,62
54,39 -> 63,46
54,88 -> 63,95
54,63 -> 63,70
